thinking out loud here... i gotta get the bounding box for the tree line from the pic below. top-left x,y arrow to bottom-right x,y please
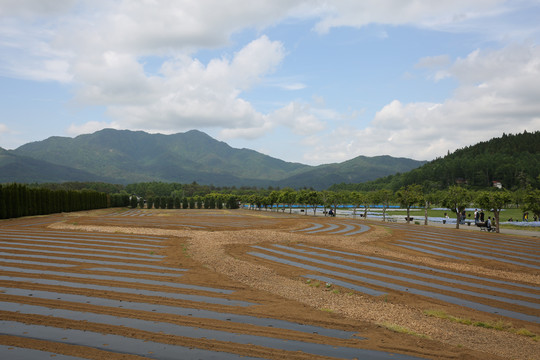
239,185 -> 539,233
126,193 -> 240,210
0,183 -> 108,219
3,180 -> 538,234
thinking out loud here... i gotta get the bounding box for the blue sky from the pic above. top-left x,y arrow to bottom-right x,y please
1,1 -> 539,165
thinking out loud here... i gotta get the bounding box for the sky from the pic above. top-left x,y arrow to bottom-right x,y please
1,1 -> 539,165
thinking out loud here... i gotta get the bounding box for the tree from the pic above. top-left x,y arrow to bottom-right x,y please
268,190 -> 280,212
195,196 -> 203,209
523,188 -> 540,220
374,189 -> 392,222
317,191 -> 332,216
130,195 -> 138,208
215,194 -> 224,209
396,184 -> 423,224
0,185 -> 5,219
278,188 -> 297,214
441,186 -> 472,229
475,190 -> 512,233
362,192 -> 375,219
226,195 -> 239,209
305,190 -> 321,216
423,191 -> 440,226
174,196 -> 181,209
297,190 -> 310,215
349,191 -> 364,219
204,194 -> 216,209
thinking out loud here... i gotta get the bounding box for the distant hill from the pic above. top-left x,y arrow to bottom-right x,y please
0,147 -> 112,183
330,131 -> 540,191
276,155 -> 426,189
7,129 -> 426,188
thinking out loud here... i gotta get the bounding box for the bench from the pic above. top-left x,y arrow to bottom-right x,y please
476,222 -> 495,232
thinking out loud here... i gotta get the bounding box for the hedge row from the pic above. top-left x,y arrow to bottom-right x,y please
0,183 -> 108,219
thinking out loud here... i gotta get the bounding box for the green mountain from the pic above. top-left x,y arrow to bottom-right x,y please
276,155 -> 426,189
330,131 -> 540,191
0,146 -> 112,183
8,129 -> 426,188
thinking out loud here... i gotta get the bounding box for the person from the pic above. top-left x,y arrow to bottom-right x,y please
523,212 -> 529,222
480,210 -> 485,222
486,216 -> 492,231
443,213 -> 449,224
474,209 -> 479,223
328,208 -> 334,217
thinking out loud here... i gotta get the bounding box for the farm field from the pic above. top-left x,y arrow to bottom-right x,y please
0,208 -> 538,359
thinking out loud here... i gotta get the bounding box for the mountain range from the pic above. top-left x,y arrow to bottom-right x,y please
0,129 -> 426,189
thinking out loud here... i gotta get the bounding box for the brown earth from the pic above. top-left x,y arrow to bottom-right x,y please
0,208 -> 538,360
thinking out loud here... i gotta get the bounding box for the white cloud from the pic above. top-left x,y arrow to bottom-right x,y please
67,121 -> 120,136
0,123 -> 9,133
54,1 -> 305,56
416,55 -> 451,69
2,1 -> 518,83
303,43 -> 540,163
0,0 -> 76,17
280,83 -> 307,91
311,0 -> 506,34
271,102 -> 326,135
70,36 -> 285,135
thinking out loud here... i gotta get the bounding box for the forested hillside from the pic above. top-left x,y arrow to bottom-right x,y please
13,129 -> 308,184
8,129 -> 424,188
330,131 -> 540,192
0,147 -> 112,183
275,155 -> 426,189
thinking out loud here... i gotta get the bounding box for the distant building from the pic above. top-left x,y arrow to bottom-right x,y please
492,181 -> 502,189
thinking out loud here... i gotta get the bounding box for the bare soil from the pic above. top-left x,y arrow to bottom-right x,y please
0,208 -> 538,360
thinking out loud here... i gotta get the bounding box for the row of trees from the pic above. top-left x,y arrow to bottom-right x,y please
240,186 -> 540,233
129,193 -> 240,210
0,183 -> 108,219
4,182 -> 538,234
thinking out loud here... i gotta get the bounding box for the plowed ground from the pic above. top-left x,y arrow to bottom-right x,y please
0,208 -> 538,360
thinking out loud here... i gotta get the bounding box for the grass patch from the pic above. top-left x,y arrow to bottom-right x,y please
500,224 -> 540,232
424,309 -> 537,341
424,309 -> 472,325
373,207 -> 527,221
182,244 -> 191,258
515,328 -> 538,340
379,322 -> 430,339
306,280 -> 321,288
